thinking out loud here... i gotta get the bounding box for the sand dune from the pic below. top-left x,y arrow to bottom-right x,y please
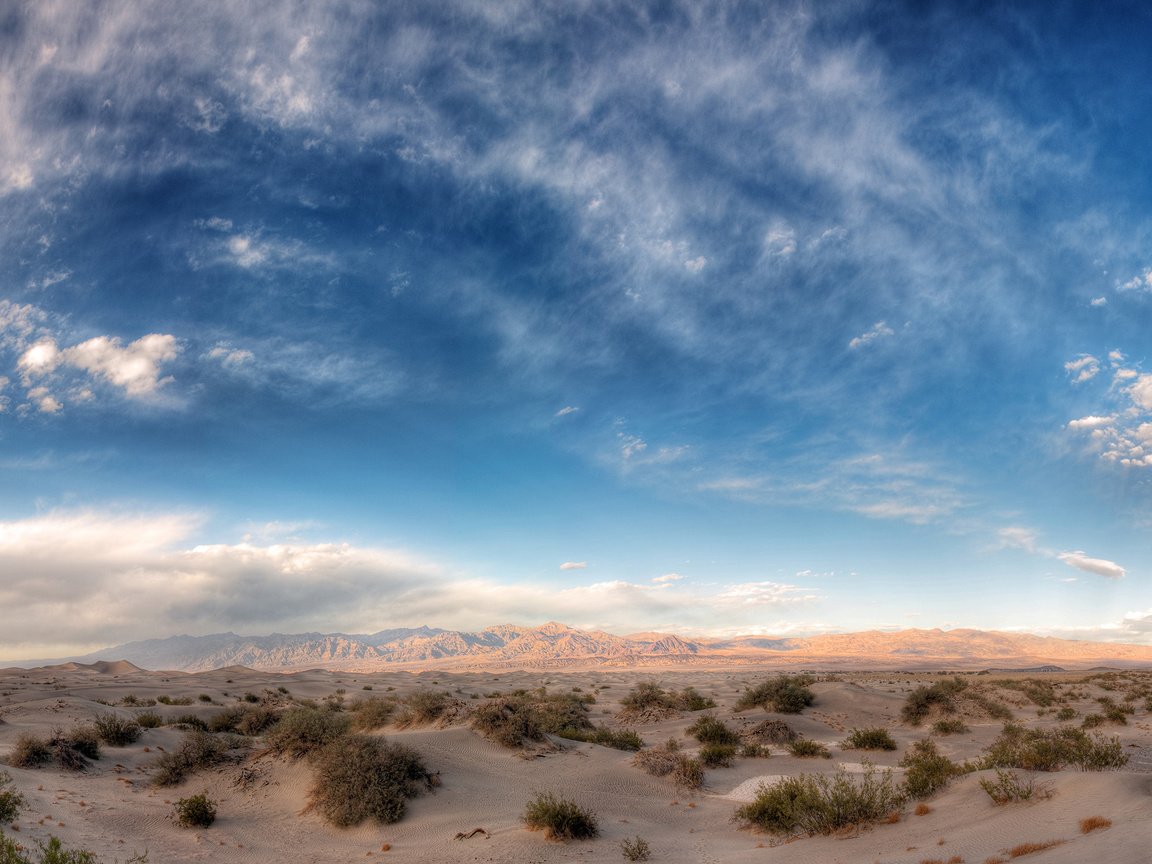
1,665 -> 1149,863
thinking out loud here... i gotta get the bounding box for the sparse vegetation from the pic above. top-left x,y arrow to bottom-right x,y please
152,730 -> 237,786
208,704 -> 279,736
632,740 -> 704,788
471,690 -> 593,747
1007,840 -> 1064,858
743,718 -> 798,744
522,791 -> 599,841
616,683 -> 714,721
349,697 -> 397,731
843,727 -> 897,751
981,724 -> 1126,771
735,675 -> 816,714
8,735 -> 51,769
0,831 -> 137,864
699,742 -> 738,768
394,690 -> 454,727
979,769 -> 1042,804
93,715 -> 141,747
173,793 -> 216,828
1079,815 -> 1111,833
555,726 -> 644,751
932,718 -> 970,735
686,715 -> 740,746
265,707 -> 351,758
1054,707 -> 1076,722
787,739 -> 831,759
308,735 -> 437,827
902,678 -> 968,725
733,765 -> 903,836
12,728 -> 101,772
0,772 -> 24,824
900,740 -> 961,800
620,835 -> 651,861
135,712 -> 163,729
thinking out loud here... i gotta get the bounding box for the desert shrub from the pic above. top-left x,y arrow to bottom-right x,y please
308,735 -> 436,827
349,698 -> 397,731
266,707 -> 351,758
687,715 -> 740,746
787,739 -> 831,759
209,704 -> 279,736
676,687 -> 716,711
617,683 -> 679,720
46,728 -> 100,771
156,696 -> 193,706
471,698 -> 543,747
932,718 -> 970,735
734,765 -> 903,836
699,743 -> 738,768
744,718 -> 798,744
619,835 -> 651,861
522,791 -> 599,840
135,712 -> 163,729
93,715 -> 141,747
740,743 -> 771,758
901,678 -> 968,725
900,740 -> 961,800
1079,816 -> 1111,833
198,694 -> 213,703
173,793 -> 216,828
1055,707 -> 1076,722
736,676 -> 815,714
394,690 -> 453,728
980,769 -> 1039,804
169,714 -> 208,731
968,692 -> 1013,721
843,727 -> 897,751
0,832 -> 120,863
994,679 -> 1058,708
8,735 -> 51,769
151,730 -> 235,786
632,740 -> 704,788
0,772 -> 24,823
555,726 -> 644,751
981,724 -> 1126,772
1080,713 -> 1105,729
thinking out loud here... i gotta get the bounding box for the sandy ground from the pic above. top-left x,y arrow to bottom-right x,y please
1,664 -> 1149,864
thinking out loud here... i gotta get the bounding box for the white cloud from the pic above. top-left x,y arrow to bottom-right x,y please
651,572 -> 684,584
559,561 -> 587,570
683,256 -> 707,273
60,334 -> 180,398
1064,354 -> 1099,383
206,344 -> 255,368
848,321 -> 894,350
998,526 -> 1039,553
1119,268 -> 1152,292
1090,296 -> 1106,307
1066,415 -> 1114,430
1057,551 -> 1125,580
619,433 -> 648,461
227,234 -> 268,268
554,405 -> 579,417
1066,357 -> 1152,467
764,225 -> 797,257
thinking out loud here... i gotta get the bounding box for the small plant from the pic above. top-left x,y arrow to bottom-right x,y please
135,712 -> 163,729
981,724 -> 1126,771
8,734 -> 51,769
198,694 -> 213,702
620,835 -> 651,861
308,735 -> 437,827
843,727 -> 897,751
632,740 -> 704,788
0,771 -> 25,824
736,676 -> 816,714
902,678 -> 968,725
979,769 -> 1039,804
699,743 -> 738,768
350,697 -> 397,731
1078,815 -> 1111,833
1054,707 -> 1076,722
173,793 -> 216,828
152,730 -> 236,786
265,707 -> 351,758
932,718 -> 970,735
787,739 -> 831,759
522,791 -> 599,841
394,690 -> 453,727
555,726 -> 644,751
740,743 -> 770,758
733,764 -> 903,836
93,715 -> 141,747
900,740 -> 961,800
744,718 -> 797,744
686,715 -> 740,746
1007,840 -> 1064,857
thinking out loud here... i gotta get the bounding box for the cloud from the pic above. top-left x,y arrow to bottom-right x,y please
1090,296 -> 1107,307
848,321 -> 894,350
559,561 -> 587,571
1119,268 -> 1152,293
1056,551 -> 1126,580
554,405 -> 579,417
1067,415 -> 1114,431
651,572 -> 684,584
998,526 -> 1039,553
1064,351 -> 1152,467
1064,354 -> 1099,384
206,344 -> 255,369
683,256 -> 707,273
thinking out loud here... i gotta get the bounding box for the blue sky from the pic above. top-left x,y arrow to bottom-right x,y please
2,1 -> 1151,659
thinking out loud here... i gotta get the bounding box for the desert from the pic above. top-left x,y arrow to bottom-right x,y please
1,644 -> 1150,864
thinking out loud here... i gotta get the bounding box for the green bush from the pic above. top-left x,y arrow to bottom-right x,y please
0,832 -> 109,863
350,698 -> 397,731
93,715 -> 141,747
522,791 -> 599,841
676,687 -> 716,711
735,676 -> 815,714
686,715 -> 740,746
134,711 -> 163,729
787,739 -> 831,759
0,772 -> 24,824
901,678 -> 968,725
899,739 -> 961,799
1055,707 -> 1077,722
843,727 -> 897,751
699,742 -> 738,768
979,768 -> 1038,804
931,718 -> 970,735
266,707 -> 351,758
632,740 -> 704,788
169,714 -> 208,731
173,793 -> 216,828
394,690 -> 453,727
152,730 -> 234,787
555,726 -> 644,751
620,835 -> 651,861
980,724 -> 1126,772
734,765 -> 903,836
309,735 -> 437,827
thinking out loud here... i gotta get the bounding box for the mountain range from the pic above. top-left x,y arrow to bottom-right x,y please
7,622 -> 1152,673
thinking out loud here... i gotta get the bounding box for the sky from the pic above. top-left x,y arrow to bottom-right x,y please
2,1 -> 1152,661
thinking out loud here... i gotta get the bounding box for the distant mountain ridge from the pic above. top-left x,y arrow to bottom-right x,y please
7,622 -> 1152,672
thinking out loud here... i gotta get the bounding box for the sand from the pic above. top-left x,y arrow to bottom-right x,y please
1,665 -> 1149,863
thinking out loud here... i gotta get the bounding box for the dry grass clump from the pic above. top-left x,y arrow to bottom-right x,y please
733,765 -> 902,837
394,690 -> 462,727
173,793 -> 216,828
900,739 -> 962,800
902,678 -> 969,725
0,771 -> 24,824
522,791 -> 599,841
686,715 -> 740,746
349,697 -> 398,731
932,718 -> 970,735
471,690 -> 593,748
1078,815 -> 1111,833
744,718 -> 798,744
918,857 -> 963,864
208,704 -> 280,736
152,729 -> 239,787
979,769 -> 1045,805
308,734 -> 437,827
980,723 -> 1126,771
620,835 -> 651,861
265,707 -> 351,758
698,743 -> 738,768
554,726 -> 644,751
632,740 -> 704,788
787,739 -> 831,759
93,715 -> 141,747
1007,839 -> 1064,858
735,675 -> 815,714
8,734 -> 52,769
915,802 -> 933,816
843,727 -> 897,751
11,728 -> 100,772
